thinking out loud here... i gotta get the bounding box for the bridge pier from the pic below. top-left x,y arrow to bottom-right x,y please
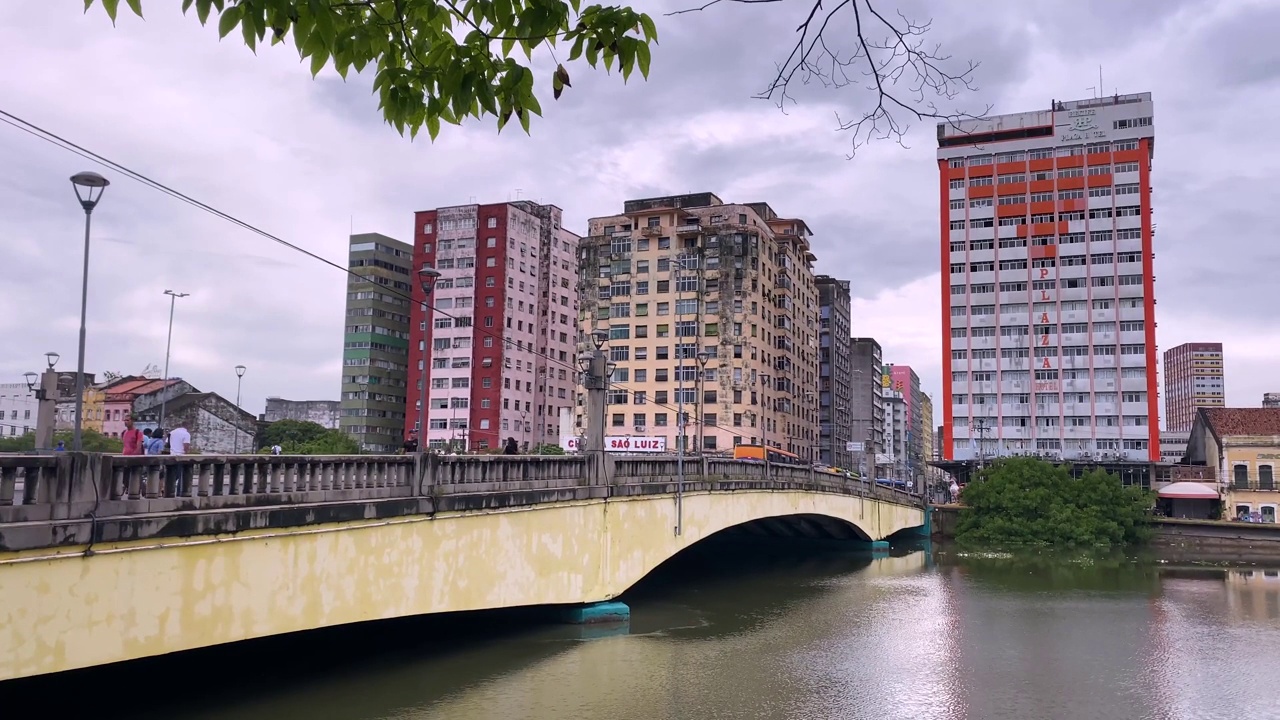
562,601 -> 631,625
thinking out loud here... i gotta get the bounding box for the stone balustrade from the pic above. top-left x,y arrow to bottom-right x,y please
0,452 -> 921,551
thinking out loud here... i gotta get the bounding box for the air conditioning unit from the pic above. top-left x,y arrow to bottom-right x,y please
634,425 -> 646,433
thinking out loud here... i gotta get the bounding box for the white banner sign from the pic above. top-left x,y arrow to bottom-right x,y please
846,441 -> 864,452
561,435 -> 669,453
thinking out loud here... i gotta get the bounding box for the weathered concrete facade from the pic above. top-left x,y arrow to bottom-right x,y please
133,392 -> 255,454
263,397 -> 341,429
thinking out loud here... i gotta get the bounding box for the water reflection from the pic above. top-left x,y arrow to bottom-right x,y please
11,540 -> 1280,720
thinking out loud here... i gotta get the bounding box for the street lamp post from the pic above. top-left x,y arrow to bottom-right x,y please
158,289 -> 190,429
233,364 -> 247,454
537,367 -> 548,455
24,352 -> 60,450
417,267 -> 442,452
69,172 -> 109,451
832,403 -> 848,469
759,372 -> 772,477
695,351 -> 712,454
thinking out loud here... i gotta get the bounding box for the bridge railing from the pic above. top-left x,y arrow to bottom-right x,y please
0,452 -> 922,524
0,453 -> 418,523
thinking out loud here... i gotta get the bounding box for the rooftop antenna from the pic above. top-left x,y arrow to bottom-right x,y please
1099,65 -> 1104,99
516,188 -> 524,200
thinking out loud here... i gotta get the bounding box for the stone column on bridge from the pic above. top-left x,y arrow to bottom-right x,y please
35,367 -> 59,450
579,332 -> 611,487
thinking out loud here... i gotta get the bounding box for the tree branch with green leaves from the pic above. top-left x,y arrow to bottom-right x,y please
85,0 -> 657,139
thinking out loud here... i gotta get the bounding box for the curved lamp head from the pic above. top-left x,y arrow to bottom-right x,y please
70,171 -> 110,211
23,372 -> 37,392
45,351 -> 59,369
235,364 -> 247,378
576,350 -> 594,374
419,267 -> 441,294
591,330 -> 608,351
696,351 -> 713,365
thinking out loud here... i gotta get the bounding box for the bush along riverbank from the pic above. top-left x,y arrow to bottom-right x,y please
955,457 -> 1154,547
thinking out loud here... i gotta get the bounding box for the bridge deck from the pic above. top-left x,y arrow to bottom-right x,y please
0,454 -> 920,553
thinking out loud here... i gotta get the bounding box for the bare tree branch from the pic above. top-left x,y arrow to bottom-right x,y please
668,0 -> 991,157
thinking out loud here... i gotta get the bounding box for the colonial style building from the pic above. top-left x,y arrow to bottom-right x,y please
1186,407 -> 1280,523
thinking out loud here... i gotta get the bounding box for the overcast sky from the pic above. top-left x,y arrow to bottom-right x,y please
1,1 -> 1277,428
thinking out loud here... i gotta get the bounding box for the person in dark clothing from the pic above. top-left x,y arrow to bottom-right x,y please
503,437 -> 519,455
403,434 -> 419,454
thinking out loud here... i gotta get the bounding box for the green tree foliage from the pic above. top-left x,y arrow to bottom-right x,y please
530,443 -> 565,455
956,457 -> 1154,547
0,430 -> 123,453
257,419 -> 361,455
85,0 -> 657,139
0,434 -> 35,453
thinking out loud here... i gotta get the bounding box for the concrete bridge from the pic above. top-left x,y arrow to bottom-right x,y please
0,453 -> 924,682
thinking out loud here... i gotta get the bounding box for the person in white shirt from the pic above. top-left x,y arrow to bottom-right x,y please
166,423 -> 193,495
168,424 -> 191,455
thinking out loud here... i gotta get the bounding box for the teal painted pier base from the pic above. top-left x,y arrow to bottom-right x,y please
563,601 -> 631,625
911,508 -> 934,537
869,540 -> 889,549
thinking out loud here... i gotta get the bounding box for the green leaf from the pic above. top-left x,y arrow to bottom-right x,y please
309,48 -> 330,77
518,108 -> 531,134
125,0 -> 143,17
217,4 -> 240,39
426,113 -> 441,140
639,13 -> 657,42
241,11 -> 258,53
636,42 -> 651,78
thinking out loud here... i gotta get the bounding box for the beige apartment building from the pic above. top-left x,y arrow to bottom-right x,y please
576,192 -> 822,460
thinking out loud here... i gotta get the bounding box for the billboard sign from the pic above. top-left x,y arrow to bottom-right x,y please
561,435 -> 669,453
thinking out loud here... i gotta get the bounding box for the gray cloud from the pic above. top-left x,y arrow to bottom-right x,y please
0,0 -> 1277,425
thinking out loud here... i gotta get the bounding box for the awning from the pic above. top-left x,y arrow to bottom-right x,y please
1158,482 -> 1220,500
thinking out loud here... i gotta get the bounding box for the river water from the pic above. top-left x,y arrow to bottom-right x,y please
21,540 -> 1280,720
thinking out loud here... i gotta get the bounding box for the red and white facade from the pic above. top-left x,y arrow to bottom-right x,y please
938,92 -> 1159,462
409,202 -> 580,451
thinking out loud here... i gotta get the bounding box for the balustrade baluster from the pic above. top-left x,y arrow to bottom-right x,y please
0,466 -> 15,506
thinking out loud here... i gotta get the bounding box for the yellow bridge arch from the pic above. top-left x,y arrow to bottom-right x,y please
0,486 -> 921,682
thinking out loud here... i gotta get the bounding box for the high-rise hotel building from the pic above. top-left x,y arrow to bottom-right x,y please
939,93 -> 1159,462
1163,342 -> 1225,433
577,193 -> 821,459
409,202 -> 580,452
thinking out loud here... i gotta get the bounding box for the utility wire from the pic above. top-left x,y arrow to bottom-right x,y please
0,109 -> 755,439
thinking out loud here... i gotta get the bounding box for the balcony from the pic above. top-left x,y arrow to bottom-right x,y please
675,224 -> 701,235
